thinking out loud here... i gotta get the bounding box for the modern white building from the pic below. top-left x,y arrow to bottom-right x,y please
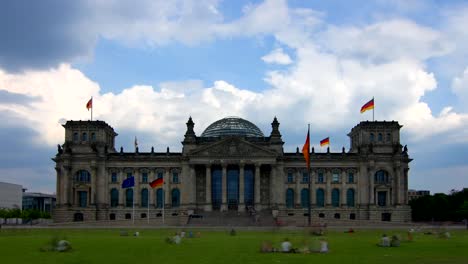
0,182 -> 23,209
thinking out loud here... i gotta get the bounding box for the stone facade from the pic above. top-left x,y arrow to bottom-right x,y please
53,117 -> 412,223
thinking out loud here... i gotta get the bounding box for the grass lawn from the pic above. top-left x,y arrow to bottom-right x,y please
0,228 -> 467,264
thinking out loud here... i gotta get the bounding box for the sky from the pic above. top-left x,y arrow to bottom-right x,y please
0,0 -> 467,194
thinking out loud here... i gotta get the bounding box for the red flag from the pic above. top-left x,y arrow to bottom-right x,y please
86,98 -> 92,110
302,126 -> 310,170
360,98 -> 374,113
149,178 -> 163,188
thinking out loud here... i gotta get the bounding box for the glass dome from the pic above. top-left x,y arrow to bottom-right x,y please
201,116 -> 264,137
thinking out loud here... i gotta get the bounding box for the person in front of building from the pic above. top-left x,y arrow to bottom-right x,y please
281,238 -> 294,253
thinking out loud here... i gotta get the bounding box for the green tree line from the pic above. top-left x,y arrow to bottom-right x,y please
409,188 -> 468,222
0,208 -> 51,221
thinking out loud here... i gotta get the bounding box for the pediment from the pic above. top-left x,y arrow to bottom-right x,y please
189,137 -> 278,158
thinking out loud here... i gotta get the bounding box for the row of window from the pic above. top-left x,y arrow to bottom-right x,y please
110,188 -> 180,208
285,188 -> 355,208
370,132 -> 392,143
287,171 -> 355,184
73,132 -> 96,142
110,171 -> 179,184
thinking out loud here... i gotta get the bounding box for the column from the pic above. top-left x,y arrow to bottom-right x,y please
63,166 -> 71,206
134,169 -> 140,207
254,163 -> 261,210
238,163 -> 245,211
205,165 -> 212,211
341,170 -> 346,206
149,169 -> 155,207
326,169 -> 331,205
295,169 -> 301,207
369,170 -> 374,205
90,166 -> 97,205
395,167 -> 401,205
189,166 -> 196,207
165,169 -> 171,208
221,164 -> 227,211
118,170 -> 124,206
311,171 -> 316,205
55,167 -> 61,205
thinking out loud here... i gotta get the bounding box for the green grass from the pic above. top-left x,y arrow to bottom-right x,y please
0,228 -> 467,264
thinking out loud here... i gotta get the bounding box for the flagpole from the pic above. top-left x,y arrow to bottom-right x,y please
162,188 -> 165,225
91,96 -> 93,121
132,186 -> 135,225
147,189 -> 150,224
372,97 -> 374,121
307,124 -> 311,227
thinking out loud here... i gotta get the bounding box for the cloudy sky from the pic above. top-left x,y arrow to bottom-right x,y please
1,0 -> 467,194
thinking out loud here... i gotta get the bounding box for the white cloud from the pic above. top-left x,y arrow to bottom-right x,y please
452,67 -> 468,104
261,48 -> 292,65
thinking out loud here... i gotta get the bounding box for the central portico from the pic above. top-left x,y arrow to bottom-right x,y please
183,117 -> 283,212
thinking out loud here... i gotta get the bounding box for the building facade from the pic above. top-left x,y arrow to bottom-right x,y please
53,117 -> 412,223
0,182 -> 23,209
22,192 -> 56,213
408,189 -> 430,201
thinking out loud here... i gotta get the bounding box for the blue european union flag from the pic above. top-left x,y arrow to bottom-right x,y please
122,176 -> 135,188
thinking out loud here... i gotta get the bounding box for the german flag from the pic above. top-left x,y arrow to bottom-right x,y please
360,98 -> 374,113
86,97 -> 93,110
302,126 -> 310,170
149,178 -> 163,188
320,137 -> 330,147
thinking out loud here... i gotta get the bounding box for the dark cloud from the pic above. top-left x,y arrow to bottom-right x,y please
0,90 -> 39,105
0,0 -> 95,72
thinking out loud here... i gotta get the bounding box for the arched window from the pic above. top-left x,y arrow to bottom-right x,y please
73,132 -> 79,142
347,172 -> 354,183
286,188 -> 294,208
141,172 -> 148,183
110,188 -> 119,207
91,132 -> 96,141
172,171 -> 179,183
331,188 -> 340,207
171,188 -> 180,207
386,133 -> 391,142
141,189 -> 148,207
76,170 -> 91,183
300,188 -> 310,208
302,172 -> 309,183
347,189 -> 355,207
156,188 -> 163,208
374,170 -> 389,184
287,172 -> 294,183
317,171 -> 324,183
370,133 -> 375,142
82,132 -> 88,141
126,189 -> 133,207
378,133 -> 383,142
316,188 -> 325,207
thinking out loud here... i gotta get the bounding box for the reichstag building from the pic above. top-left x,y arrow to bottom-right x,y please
53,116 -> 411,223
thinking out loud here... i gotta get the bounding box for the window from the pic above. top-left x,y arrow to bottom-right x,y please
73,132 -> 79,142
318,213 -> 325,218
126,189 -> 133,207
332,172 -> 340,183
370,133 -> 375,142
316,188 -> 325,207
157,171 -> 164,179
378,133 -> 383,142
347,172 -> 354,183
76,170 -> 91,183
141,213 -> 147,219
350,213 -> 356,220
381,213 -> 391,221
375,170 -> 389,184
82,132 -> 88,141
286,188 -> 294,208
172,172 -> 179,183
378,191 -> 387,206
110,188 -> 119,207
287,172 -> 294,183
386,133 -> 391,142
74,213 -> 84,222
347,189 -> 355,207
125,213 -> 131,219
334,213 -> 340,219
109,213 -> 116,220
78,191 -> 87,207
156,188 -> 163,208
91,132 -> 96,141
300,189 -> 310,208
317,172 -> 324,183
302,172 -> 309,183
331,188 -> 340,207
171,188 -> 180,207
126,172 -> 132,179
111,173 -> 117,183
142,172 -> 148,183
141,189 -> 148,207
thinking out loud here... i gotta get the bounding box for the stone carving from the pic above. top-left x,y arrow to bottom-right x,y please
192,138 -> 275,157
